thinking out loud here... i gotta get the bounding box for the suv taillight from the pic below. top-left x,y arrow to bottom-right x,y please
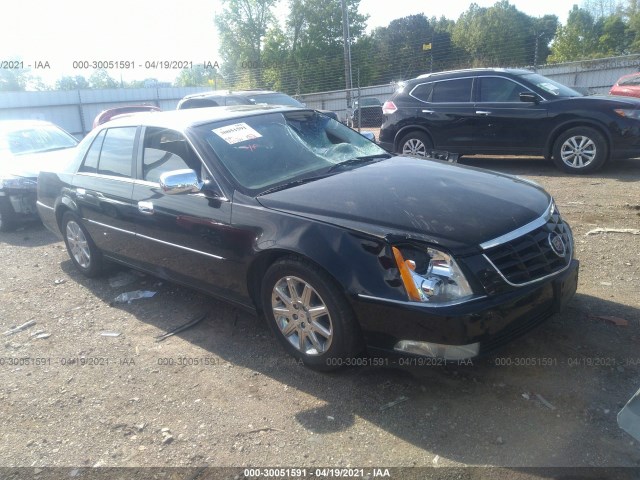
382,101 -> 397,115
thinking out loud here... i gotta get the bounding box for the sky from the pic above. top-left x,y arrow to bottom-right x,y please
0,0 -> 582,86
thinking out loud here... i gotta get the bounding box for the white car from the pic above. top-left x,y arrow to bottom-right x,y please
0,120 -> 78,231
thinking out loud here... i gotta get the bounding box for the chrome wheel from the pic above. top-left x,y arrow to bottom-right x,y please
271,275 -> 333,355
66,220 -> 91,269
560,135 -> 597,169
402,138 -> 427,156
552,127 -> 607,174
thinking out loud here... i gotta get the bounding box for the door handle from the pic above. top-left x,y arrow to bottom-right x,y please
421,109 -> 435,114
138,201 -> 154,215
476,110 -> 492,116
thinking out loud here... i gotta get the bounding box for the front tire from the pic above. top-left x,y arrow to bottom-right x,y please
62,211 -> 104,277
552,127 -> 608,174
261,257 -> 362,371
398,131 -> 433,157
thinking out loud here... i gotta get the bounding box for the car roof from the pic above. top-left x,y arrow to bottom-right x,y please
235,90 -> 280,96
101,104 -> 305,130
181,89 -> 281,101
414,68 -> 534,81
615,72 -> 640,82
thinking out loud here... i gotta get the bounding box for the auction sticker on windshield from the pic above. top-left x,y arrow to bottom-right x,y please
212,123 -> 262,144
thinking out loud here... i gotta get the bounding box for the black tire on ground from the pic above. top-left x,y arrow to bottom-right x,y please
552,127 -> 608,174
397,131 -> 433,157
61,211 -> 105,277
261,257 -> 362,371
0,198 -> 17,232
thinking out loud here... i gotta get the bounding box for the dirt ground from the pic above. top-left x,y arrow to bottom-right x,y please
1,156 -> 639,477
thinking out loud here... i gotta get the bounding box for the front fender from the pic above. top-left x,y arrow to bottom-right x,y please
545,118 -> 612,158
232,202 -> 404,311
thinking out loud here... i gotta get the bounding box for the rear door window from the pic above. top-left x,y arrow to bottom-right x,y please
97,127 -> 137,178
79,130 -> 106,173
79,127 -> 136,178
431,78 -> 473,103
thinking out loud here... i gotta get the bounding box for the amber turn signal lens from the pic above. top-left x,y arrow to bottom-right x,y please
392,246 -> 422,301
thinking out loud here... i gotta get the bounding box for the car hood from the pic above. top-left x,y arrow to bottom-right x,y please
561,94 -> 640,106
0,147 -> 76,178
257,157 -> 551,254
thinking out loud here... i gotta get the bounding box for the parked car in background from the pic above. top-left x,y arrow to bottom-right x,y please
609,72 -> 640,99
37,106 -> 577,370
349,97 -> 384,128
176,91 -> 253,109
93,105 -> 161,129
178,90 -> 340,121
0,120 -> 78,231
379,68 -> 640,173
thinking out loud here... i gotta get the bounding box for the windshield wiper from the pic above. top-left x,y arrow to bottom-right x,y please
257,174 -> 334,196
326,153 -> 391,173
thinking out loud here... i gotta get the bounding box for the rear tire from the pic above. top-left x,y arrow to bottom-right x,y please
261,257 -> 362,371
552,127 -> 608,174
398,131 -> 433,157
62,211 -> 105,277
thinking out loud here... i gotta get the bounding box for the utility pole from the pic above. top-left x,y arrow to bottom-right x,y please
533,31 -> 544,72
341,0 -> 353,111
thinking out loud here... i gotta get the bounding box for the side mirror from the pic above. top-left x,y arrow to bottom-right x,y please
159,169 -> 203,195
361,131 -> 376,142
519,92 -> 539,104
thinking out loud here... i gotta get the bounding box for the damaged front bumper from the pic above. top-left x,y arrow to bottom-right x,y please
353,259 -> 579,359
0,187 -> 39,224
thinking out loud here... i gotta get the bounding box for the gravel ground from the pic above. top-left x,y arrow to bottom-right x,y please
0,156 -> 639,477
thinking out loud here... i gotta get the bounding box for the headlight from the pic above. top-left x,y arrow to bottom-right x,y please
392,245 -> 474,304
0,176 -> 37,190
614,108 -> 640,120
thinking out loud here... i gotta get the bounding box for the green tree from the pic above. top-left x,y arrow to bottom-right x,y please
530,15 -> 559,66
583,0 -> 622,18
623,0 -> 640,51
452,1 -> 540,67
548,6 -> 601,62
367,14 -> 435,82
89,69 -> 118,89
175,65 -> 220,87
215,0 -> 278,87
284,0 -> 368,94
431,17 -> 461,72
261,25 -> 292,91
0,62 -> 48,92
55,75 -> 90,90
598,14 -> 631,54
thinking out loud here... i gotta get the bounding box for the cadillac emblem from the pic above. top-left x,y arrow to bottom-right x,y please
548,233 -> 566,258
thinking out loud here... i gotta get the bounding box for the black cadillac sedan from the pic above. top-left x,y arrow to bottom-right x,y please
37,105 -> 578,370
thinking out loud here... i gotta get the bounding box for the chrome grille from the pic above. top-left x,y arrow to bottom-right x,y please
483,206 -> 572,286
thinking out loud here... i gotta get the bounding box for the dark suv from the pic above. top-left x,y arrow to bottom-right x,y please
379,68 -> 640,173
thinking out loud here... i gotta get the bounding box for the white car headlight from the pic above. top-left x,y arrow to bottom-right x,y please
392,245 -> 474,304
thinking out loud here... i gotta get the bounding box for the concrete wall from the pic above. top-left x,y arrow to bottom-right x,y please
0,86 -> 210,138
